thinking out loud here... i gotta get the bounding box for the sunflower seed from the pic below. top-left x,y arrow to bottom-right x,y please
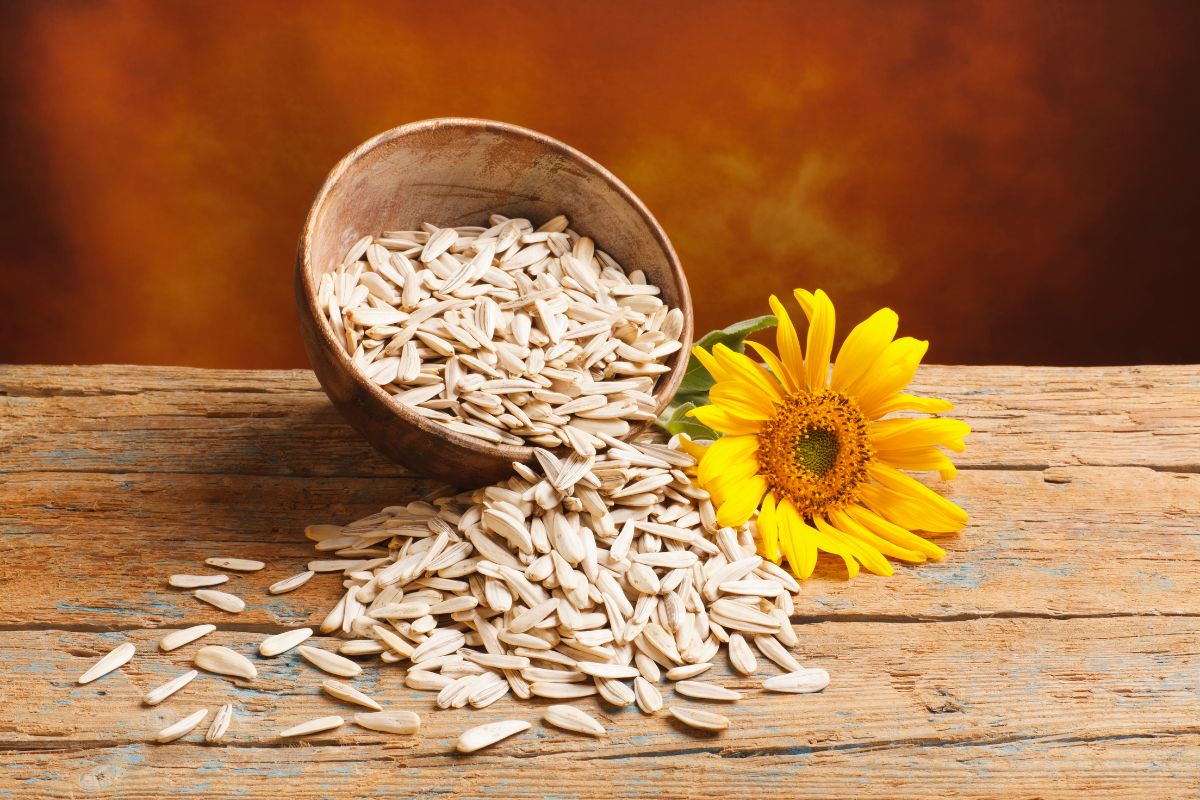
456,719 -> 531,753
755,635 -> 803,673
280,715 -> 344,738
159,624 -> 216,652
354,710 -> 420,734
259,627 -> 313,657
194,645 -> 257,680
675,680 -> 742,701
634,676 -> 663,714
295,428 -> 817,745
204,557 -> 265,572
665,663 -> 713,681
543,704 -> 606,736
406,669 -> 453,691
324,213 -> 682,451
205,703 -> 234,743
669,706 -> 730,732
168,574 -> 229,589
268,571 -> 315,594
530,681 -> 598,699
577,661 -> 640,679
728,633 -> 757,675
77,642 -> 135,684
194,589 -> 245,614
156,709 -> 208,743
144,670 -> 198,705
298,645 -> 362,678
596,677 -> 636,706
762,668 -> 830,694
321,679 -> 382,711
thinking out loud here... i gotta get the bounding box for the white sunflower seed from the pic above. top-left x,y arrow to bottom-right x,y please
321,679 -> 382,711
298,645 -> 362,678
77,642 -> 135,685
762,668 -> 830,694
205,703 -> 234,743
543,704 -> 606,737
204,557 -> 265,572
259,627 -> 313,657
456,719 -> 531,753
668,706 -> 730,732
156,709 -> 208,743
159,624 -> 216,652
577,661 -> 640,680
143,670 -> 198,706
268,571 -> 315,594
665,663 -> 713,681
728,633 -> 757,675
194,645 -> 257,680
280,715 -> 344,738
354,710 -> 420,734
194,589 -> 245,614
674,680 -> 742,701
634,676 -> 663,714
168,574 -> 228,589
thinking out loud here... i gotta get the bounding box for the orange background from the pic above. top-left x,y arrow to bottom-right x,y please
1,0 -> 1197,368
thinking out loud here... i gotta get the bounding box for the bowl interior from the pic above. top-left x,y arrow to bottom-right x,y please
301,118 -> 691,472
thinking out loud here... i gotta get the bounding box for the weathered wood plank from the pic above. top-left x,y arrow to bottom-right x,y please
2,365 -> 1197,477
3,364 -> 1198,798
1,617 -> 1197,797
2,466 -> 1195,629
3,736 -> 1198,799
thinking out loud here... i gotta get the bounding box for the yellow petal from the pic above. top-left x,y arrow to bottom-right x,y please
715,474 -> 768,527
831,307 -> 898,392
711,344 -> 786,404
709,380 -> 777,419
705,455 -> 762,504
690,346 -> 732,383
871,418 -> 971,451
793,289 -> 815,319
767,295 -> 805,390
843,504 -> 946,560
756,492 -> 781,563
870,393 -> 955,418
687,404 -> 764,436
854,337 -> 929,416
863,463 -> 968,532
777,498 -> 818,579
803,290 -> 836,390
814,515 -> 893,576
875,448 -> 960,480
698,434 -> 759,488
746,341 -> 799,395
828,508 -> 925,563
676,434 -> 710,461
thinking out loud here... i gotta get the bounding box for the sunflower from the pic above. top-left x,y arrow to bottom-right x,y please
682,289 -> 969,579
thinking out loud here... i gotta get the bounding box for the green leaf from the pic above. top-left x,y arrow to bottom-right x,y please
675,314 -> 777,407
654,314 -> 776,441
655,401 -> 720,441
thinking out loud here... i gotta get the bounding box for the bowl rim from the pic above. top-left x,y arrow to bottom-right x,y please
297,116 -> 692,467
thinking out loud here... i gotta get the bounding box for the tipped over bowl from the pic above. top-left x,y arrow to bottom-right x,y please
295,118 -> 692,486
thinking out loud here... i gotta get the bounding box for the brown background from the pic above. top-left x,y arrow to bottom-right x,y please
1,0 -> 1197,368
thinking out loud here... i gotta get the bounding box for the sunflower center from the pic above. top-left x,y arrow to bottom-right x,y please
756,389 -> 873,518
793,426 -> 840,477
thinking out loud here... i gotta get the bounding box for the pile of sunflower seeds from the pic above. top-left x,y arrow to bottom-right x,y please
284,435 -> 829,745
75,437 -> 830,749
317,214 -> 684,453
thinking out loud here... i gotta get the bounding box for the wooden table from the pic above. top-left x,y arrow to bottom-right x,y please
2,364 -> 1197,798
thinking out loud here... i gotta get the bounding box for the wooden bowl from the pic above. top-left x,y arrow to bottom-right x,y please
296,118 -> 692,487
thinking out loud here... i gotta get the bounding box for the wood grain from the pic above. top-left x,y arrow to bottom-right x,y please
1,364 -> 1198,798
